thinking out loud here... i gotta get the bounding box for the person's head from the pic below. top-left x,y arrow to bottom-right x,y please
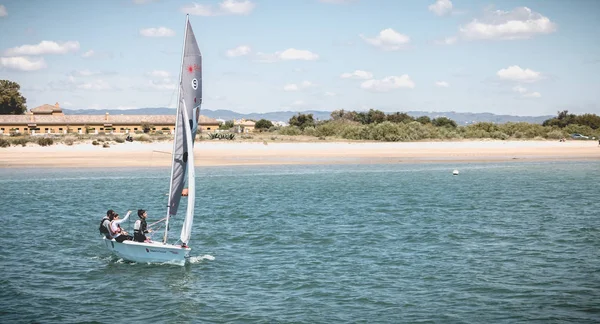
107,209 -> 114,217
108,213 -> 116,221
138,209 -> 147,219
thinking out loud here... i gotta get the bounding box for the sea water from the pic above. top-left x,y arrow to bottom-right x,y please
0,161 -> 599,323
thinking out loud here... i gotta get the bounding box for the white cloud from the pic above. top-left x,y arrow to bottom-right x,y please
497,65 -> 542,83
256,48 -> 319,62
225,45 -> 252,57
148,79 -> 177,91
82,50 -> 95,58
428,0 -> 453,16
319,0 -> 356,3
71,69 -> 100,77
0,56 -> 47,71
283,81 -> 314,91
459,7 -> 556,40
0,5 -> 7,17
147,70 -> 170,78
4,41 -> 80,56
183,0 -> 255,16
435,36 -> 457,45
133,0 -> 156,4
341,70 -> 373,80
291,100 -> 306,106
360,75 -> 415,92
435,81 -> 450,87
139,27 -> 175,37
324,91 -> 336,97
524,92 -> 541,98
77,80 -> 113,91
360,28 -> 410,51
512,85 -> 541,98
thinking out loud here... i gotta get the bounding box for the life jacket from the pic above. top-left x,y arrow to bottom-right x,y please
134,219 -> 149,236
99,218 -> 109,235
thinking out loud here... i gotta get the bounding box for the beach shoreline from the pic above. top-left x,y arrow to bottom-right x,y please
1,139 -> 598,168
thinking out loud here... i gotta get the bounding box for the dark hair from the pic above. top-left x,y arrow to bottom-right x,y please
138,209 -> 146,217
107,209 -> 114,216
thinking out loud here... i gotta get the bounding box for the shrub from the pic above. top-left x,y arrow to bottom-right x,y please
102,143 -> 110,148
11,137 -> 29,147
490,131 -> 509,140
37,137 -> 54,146
278,126 -> 301,136
0,138 -> 9,148
136,134 -> 151,142
155,130 -> 164,135
340,124 -> 367,140
303,126 -> 317,137
314,122 -> 339,137
114,137 -> 125,143
92,140 -> 99,145
546,130 -> 565,139
64,137 -> 75,146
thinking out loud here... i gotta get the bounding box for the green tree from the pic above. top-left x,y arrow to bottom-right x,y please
0,80 -> 27,115
367,109 -> 387,124
219,120 -> 234,130
432,117 -> 457,128
387,112 -> 414,124
415,116 -> 431,124
543,110 -> 576,128
255,119 -> 274,130
330,109 -> 345,120
574,113 -> 600,130
289,113 -> 315,130
140,122 -> 153,133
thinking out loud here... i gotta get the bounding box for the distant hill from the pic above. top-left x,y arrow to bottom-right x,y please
62,108 -> 554,125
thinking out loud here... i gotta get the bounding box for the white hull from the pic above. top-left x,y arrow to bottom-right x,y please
102,237 -> 191,265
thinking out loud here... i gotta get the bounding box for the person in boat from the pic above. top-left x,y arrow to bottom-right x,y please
110,211 -> 133,242
133,209 -> 152,242
100,209 -> 115,239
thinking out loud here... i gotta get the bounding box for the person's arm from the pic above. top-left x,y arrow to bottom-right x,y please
113,211 -> 132,225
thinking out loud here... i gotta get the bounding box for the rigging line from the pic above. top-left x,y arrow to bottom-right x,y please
149,217 -> 167,228
165,84 -> 178,110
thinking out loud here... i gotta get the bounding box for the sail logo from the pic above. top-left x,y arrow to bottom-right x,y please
187,64 -> 200,73
146,248 -> 167,254
192,78 -> 198,90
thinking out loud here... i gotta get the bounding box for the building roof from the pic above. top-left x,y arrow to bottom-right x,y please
31,103 -> 63,114
234,119 -> 256,126
0,114 -> 220,125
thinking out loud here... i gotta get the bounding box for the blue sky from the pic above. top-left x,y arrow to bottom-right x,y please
0,0 -> 598,116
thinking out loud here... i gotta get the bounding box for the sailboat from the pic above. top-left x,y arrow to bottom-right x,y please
102,14 -> 202,265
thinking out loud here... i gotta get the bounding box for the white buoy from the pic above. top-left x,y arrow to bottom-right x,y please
453,169 -> 459,175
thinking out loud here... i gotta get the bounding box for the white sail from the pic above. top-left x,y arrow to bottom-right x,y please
180,99 -> 195,245
164,14 -> 202,244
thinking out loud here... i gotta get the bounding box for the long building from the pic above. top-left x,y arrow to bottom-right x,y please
0,103 -> 221,135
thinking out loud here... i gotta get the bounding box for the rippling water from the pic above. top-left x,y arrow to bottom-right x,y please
1,161 -> 599,323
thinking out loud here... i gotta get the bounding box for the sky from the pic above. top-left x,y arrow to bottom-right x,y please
0,0 -> 599,116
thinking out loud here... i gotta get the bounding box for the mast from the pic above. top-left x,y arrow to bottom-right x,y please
163,14 -> 189,244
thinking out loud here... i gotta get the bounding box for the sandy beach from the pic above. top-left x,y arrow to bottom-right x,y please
0,140 -> 598,168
